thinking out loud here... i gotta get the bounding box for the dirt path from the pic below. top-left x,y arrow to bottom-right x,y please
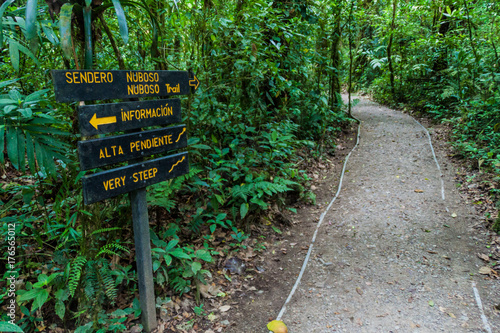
228,97 -> 500,333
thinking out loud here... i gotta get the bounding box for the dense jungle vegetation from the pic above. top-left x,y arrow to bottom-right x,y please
0,0 -> 499,331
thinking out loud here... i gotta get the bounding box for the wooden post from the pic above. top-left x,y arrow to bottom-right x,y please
130,188 -> 157,332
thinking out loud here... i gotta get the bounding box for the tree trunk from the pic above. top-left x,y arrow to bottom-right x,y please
329,13 -> 341,110
387,0 -> 397,99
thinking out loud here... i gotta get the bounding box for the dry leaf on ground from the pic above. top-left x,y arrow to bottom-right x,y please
219,305 -> 231,312
477,253 -> 490,262
479,266 -> 493,275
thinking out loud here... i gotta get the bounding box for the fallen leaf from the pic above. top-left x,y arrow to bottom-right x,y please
451,213 -> 457,218
267,320 -> 288,333
219,305 -> 231,312
356,287 -> 363,295
427,251 -> 438,254
439,306 -> 447,313
415,189 -> 424,193
448,312 -> 456,318
198,283 -> 223,299
479,266 -> 493,275
429,300 -> 435,307
477,253 -> 490,262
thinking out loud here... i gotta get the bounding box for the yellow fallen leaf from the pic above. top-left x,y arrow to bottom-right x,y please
415,189 -> 424,193
267,320 -> 288,333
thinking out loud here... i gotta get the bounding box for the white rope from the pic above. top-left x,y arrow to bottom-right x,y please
472,281 -> 493,333
275,117 -> 361,321
411,118 -> 446,201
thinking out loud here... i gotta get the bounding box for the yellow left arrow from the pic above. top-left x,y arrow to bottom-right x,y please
89,113 -> 117,130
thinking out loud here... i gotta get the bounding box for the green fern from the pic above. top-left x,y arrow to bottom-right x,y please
96,263 -> 117,301
91,227 -> 122,236
69,256 -> 87,297
148,166 -> 202,211
95,242 -> 131,258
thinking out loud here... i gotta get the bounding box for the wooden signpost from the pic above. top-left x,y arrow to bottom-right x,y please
52,69 -> 199,332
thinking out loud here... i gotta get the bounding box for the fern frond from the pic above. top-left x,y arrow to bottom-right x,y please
95,242 -> 131,258
91,227 -> 121,235
69,256 -> 87,297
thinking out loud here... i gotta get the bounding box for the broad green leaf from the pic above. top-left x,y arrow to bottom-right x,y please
152,260 -> 160,272
0,78 -> 19,89
19,288 -> 39,301
165,239 -> 179,251
19,108 -> 33,118
41,23 -> 59,45
9,40 -> 40,65
190,144 -> 211,150
6,126 -> 19,169
0,99 -> 16,106
34,140 -> 45,175
112,0 -> 129,44
240,203 -> 249,219
4,105 -> 17,114
25,89 -> 49,103
55,299 -> 65,320
74,322 -> 93,333
33,274 -> 48,288
0,0 -> 16,48
59,4 -> 74,60
169,248 -> 191,259
0,122 -> 4,164
0,322 -> 23,332
164,254 -> 172,266
25,0 -> 38,51
9,41 -> 19,71
17,129 -> 25,172
82,6 -> 92,69
195,249 -> 212,262
191,261 -> 202,274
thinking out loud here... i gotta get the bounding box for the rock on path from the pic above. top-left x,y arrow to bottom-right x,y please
279,98 -> 500,332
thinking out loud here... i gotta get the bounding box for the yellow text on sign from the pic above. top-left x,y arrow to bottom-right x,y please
100,146 -> 124,159
121,104 -> 173,122
166,84 -> 180,93
133,168 -> 158,182
65,71 -> 114,84
130,135 -> 174,153
103,176 -> 125,191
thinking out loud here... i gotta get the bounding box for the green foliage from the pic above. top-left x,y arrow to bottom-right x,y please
0,85 -> 70,177
149,229 -> 213,297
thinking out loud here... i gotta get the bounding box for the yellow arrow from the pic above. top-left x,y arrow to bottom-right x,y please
89,113 -> 117,130
189,75 -> 199,90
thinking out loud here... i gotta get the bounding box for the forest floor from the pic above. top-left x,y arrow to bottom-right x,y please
218,96 -> 500,332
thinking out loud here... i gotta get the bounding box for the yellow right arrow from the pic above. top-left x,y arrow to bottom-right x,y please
89,113 -> 117,130
189,75 -> 199,90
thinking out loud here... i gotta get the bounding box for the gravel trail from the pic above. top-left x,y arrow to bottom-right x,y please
278,97 -> 500,332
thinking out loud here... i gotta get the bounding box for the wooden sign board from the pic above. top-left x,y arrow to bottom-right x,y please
52,70 -> 199,102
78,125 -> 187,170
82,152 -> 189,205
78,99 -> 182,136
